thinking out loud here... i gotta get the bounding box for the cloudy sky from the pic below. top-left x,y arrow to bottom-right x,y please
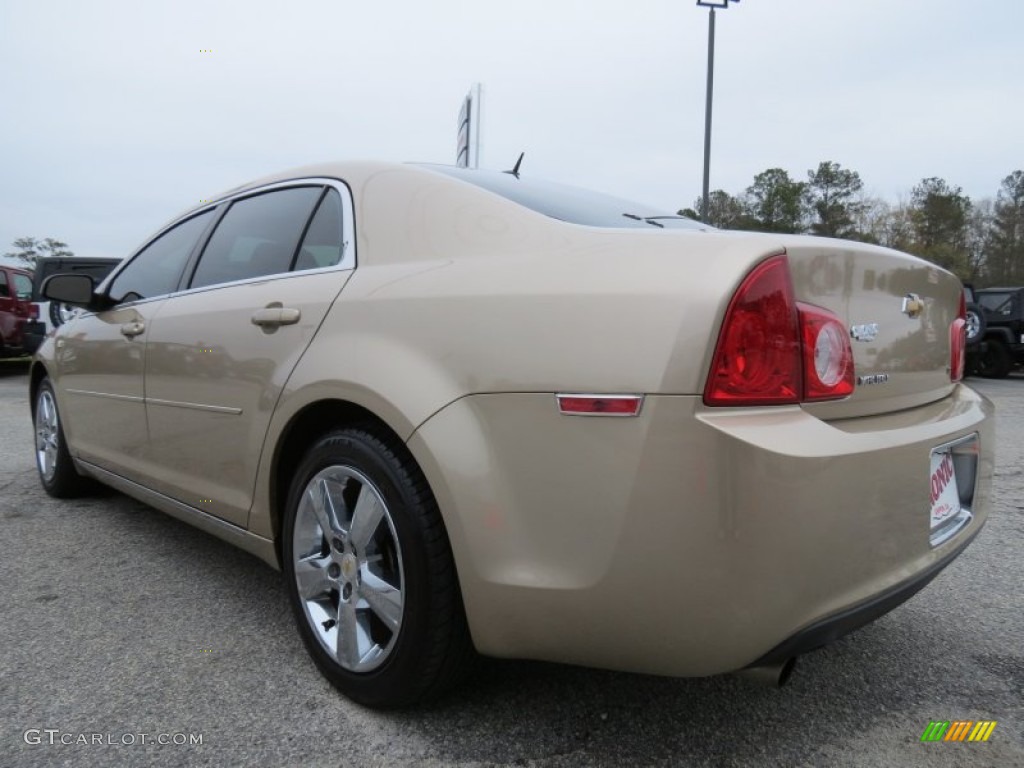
1,0 -> 1021,261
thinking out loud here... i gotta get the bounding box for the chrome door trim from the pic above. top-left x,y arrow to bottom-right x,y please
145,398 -> 243,415
66,389 -> 145,404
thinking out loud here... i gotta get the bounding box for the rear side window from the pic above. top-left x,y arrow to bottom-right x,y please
0,271 -> 8,297
190,187 -> 322,289
978,292 -> 1014,316
109,210 -> 215,303
13,273 -> 32,299
294,188 -> 345,271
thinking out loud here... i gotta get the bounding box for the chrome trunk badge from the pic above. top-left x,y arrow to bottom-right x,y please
850,323 -> 879,342
857,373 -> 890,386
902,293 -> 924,318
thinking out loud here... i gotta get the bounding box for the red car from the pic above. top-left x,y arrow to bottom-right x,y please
0,264 -> 35,357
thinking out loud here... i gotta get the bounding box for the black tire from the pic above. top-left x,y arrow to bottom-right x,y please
964,303 -> 986,346
282,427 -> 474,708
33,378 -> 94,497
976,339 -> 1012,378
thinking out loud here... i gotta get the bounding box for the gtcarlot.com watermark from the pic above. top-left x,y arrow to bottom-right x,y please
24,729 -> 203,746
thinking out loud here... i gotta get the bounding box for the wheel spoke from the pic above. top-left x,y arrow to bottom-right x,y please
308,479 -> 341,537
294,554 -> 333,600
360,567 -> 402,631
336,599 -> 362,668
349,483 -> 384,552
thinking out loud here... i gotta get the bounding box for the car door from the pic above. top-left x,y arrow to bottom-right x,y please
142,181 -> 354,527
54,209 -> 216,478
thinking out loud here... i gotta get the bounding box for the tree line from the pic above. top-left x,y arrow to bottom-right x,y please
681,162 -> 1024,287
3,237 -> 73,268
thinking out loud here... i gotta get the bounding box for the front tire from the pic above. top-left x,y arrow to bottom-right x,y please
282,427 -> 473,708
33,378 -> 92,497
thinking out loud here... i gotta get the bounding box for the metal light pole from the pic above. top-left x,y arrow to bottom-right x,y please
696,0 -> 739,224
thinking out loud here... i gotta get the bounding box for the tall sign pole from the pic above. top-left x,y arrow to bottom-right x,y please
701,7 -> 716,224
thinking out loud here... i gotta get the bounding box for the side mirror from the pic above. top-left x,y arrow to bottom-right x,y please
42,274 -> 95,307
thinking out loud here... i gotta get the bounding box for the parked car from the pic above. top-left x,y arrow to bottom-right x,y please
31,162 -> 994,707
22,256 -> 123,354
0,263 -> 35,357
970,286 -> 1024,378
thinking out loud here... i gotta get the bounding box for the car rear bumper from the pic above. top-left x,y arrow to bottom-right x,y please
409,383 -> 995,677
748,518 -> 983,667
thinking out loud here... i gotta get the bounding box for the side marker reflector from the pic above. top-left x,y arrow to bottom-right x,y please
556,394 -> 644,417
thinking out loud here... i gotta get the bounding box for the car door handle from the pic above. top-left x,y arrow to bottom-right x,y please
251,306 -> 301,328
120,321 -> 145,338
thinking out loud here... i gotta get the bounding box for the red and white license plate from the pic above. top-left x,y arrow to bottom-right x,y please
929,448 -> 961,530
928,434 -> 978,547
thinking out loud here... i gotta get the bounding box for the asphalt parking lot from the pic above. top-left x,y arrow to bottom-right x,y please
1,360 -> 1021,768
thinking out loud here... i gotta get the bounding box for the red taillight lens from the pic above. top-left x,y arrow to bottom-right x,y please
705,254 -> 856,406
704,255 -> 802,406
950,290 -> 967,382
798,303 -> 855,400
29,304 -> 40,320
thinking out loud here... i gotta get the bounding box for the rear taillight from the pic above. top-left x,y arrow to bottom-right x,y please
950,291 -> 967,382
798,304 -> 855,400
29,304 -> 40,320
704,253 -> 855,406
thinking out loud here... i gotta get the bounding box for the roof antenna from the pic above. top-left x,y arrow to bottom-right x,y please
504,152 -> 525,178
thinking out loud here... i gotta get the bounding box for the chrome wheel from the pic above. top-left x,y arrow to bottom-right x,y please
35,389 -> 60,483
292,465 -> 404,673
965,310 -> 982,342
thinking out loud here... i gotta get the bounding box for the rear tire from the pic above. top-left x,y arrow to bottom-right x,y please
282,427 -> 474,708
976,339 -> 1012,378
33,378 -> 94,497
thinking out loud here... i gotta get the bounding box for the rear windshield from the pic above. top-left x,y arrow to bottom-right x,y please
421,165 -> 709,231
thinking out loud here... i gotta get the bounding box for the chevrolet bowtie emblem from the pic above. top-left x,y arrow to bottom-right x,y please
901,293 -> 924,319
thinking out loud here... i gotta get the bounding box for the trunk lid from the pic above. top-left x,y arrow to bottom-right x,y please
782,237 -> 961,419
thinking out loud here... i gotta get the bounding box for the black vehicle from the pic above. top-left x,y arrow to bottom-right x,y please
22,256 -> 121,354
969,286 -> 1024,378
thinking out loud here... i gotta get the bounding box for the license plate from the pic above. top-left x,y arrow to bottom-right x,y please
929,448 -> 960,530
928,434 -> 978,547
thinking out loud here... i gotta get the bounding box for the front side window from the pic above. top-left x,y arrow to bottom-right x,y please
109,210 -> 215,303
190,187 -> 322,289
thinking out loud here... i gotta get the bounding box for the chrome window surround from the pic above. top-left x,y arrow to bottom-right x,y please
96,177 -> 356,306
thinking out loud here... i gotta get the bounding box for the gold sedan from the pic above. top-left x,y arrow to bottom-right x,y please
31,162 -> 993,707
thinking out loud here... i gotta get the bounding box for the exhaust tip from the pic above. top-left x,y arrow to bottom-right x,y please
736,657 -> 797,688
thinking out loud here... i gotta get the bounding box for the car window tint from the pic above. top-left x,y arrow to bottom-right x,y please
190,187 -> 322,289
0,271 -> 8,297
109,210 -> 215,303
14,273 -> 32,298
294,188 -> 344,271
